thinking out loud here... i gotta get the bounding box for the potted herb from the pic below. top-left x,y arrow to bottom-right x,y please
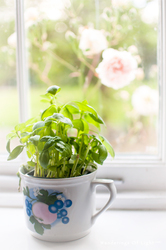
6,85 -> 116,242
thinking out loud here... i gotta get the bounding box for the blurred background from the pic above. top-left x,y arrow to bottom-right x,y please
0,0 -> 159,156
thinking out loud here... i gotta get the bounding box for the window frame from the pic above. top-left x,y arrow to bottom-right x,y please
1,0 -> 166,208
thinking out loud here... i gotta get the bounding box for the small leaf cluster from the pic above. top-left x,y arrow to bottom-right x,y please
35,189 -> 62,205
6,85 -> 115,178
23,186 -> 61,205
30,215 -> 51,235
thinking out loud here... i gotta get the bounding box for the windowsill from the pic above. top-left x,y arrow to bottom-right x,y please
1,208 -> 166,250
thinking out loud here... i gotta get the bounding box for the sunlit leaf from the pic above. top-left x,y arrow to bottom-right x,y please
99,135 -> 115,158
33,121 -> 45,131
6,132 -> 17,140
61,106 -> 73,120
27,161 -> 36,167
84,114 -> 100,130
65,104 -> 79,114
15,123 -> 25,132
72,119 -> 84,131
89,113 -> 105,125
75,101 -> 97,116
29,135 -> 40,146
6,139 -> 10,153
41,105 -> 57,121
82,119 -> 89,134
7,145 -> 24,160
51,113 -> 73,127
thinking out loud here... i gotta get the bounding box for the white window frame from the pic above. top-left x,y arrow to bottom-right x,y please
1,0 -> 166,209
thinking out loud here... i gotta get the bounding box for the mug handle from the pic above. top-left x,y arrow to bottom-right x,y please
91,179 -> 117,225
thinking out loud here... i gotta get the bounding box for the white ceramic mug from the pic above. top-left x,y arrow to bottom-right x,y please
20,167 -> 116,242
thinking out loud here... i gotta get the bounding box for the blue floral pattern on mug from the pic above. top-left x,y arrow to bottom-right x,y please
23,186 -> 72,235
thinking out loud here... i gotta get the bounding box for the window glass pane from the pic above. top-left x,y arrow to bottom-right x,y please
0,0 -> 19,154
25,0 -> 158,155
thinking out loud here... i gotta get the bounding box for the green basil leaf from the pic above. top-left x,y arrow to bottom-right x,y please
51,113 -> 73,127
61,106 -> 73,120
24,124 -> 33,132
6,139 -> 10,153
75,101 -> 97,116
40,99 -> 50,103
39,150 -> 50,169
55,141 -> 65,149
72,119 -> 84,131
26,150 -> 31,158
54,142 -> 65,153
20,132 -> 31,143
64,104 -> 79,114
7,145 -> 24,160
46,85 -> 61,95
44,140 -> 55,150
99,135 -> 115,158
89,113 -> 105,125
40,93 -> 52,100
26,143 -> 36,157
98,144 -> 108,163
29,135 -> 40,146
41,105 -> 57,121
27,161 -> 36,167
32,121 -> 45,131
62,144 -> 72,158
15,123 -> 25,132
40,136 -> 62,142
40,136 -> 52,142
6,132 -> 17,140
37,141 -> 45,153
21,132 -> 31,137
82,119 -> 89,134
92,145 -> 108,165
84,114 -> 100,130
25,117 -> 39,126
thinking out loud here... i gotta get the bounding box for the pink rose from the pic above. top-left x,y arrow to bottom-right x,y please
132,85 -> 158,116
79,28 -> 108,56
96,48 -> 137,89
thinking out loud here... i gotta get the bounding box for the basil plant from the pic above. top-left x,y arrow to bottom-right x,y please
6,86 -> 115,178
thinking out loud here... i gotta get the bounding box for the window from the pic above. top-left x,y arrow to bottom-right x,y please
0,0 -> 166,209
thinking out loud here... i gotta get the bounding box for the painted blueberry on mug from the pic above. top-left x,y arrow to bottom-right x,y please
23,186 -> 72,235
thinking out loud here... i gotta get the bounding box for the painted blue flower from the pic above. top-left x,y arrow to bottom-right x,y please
54,200 -> 64,209
64,199 -> 72,208
28,203 -> 32,210
26,208 -> 31,216
48,204 -> 58,214
60,209 -> 67,217
62,217 -> 69,224
57,212 -> 62,219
